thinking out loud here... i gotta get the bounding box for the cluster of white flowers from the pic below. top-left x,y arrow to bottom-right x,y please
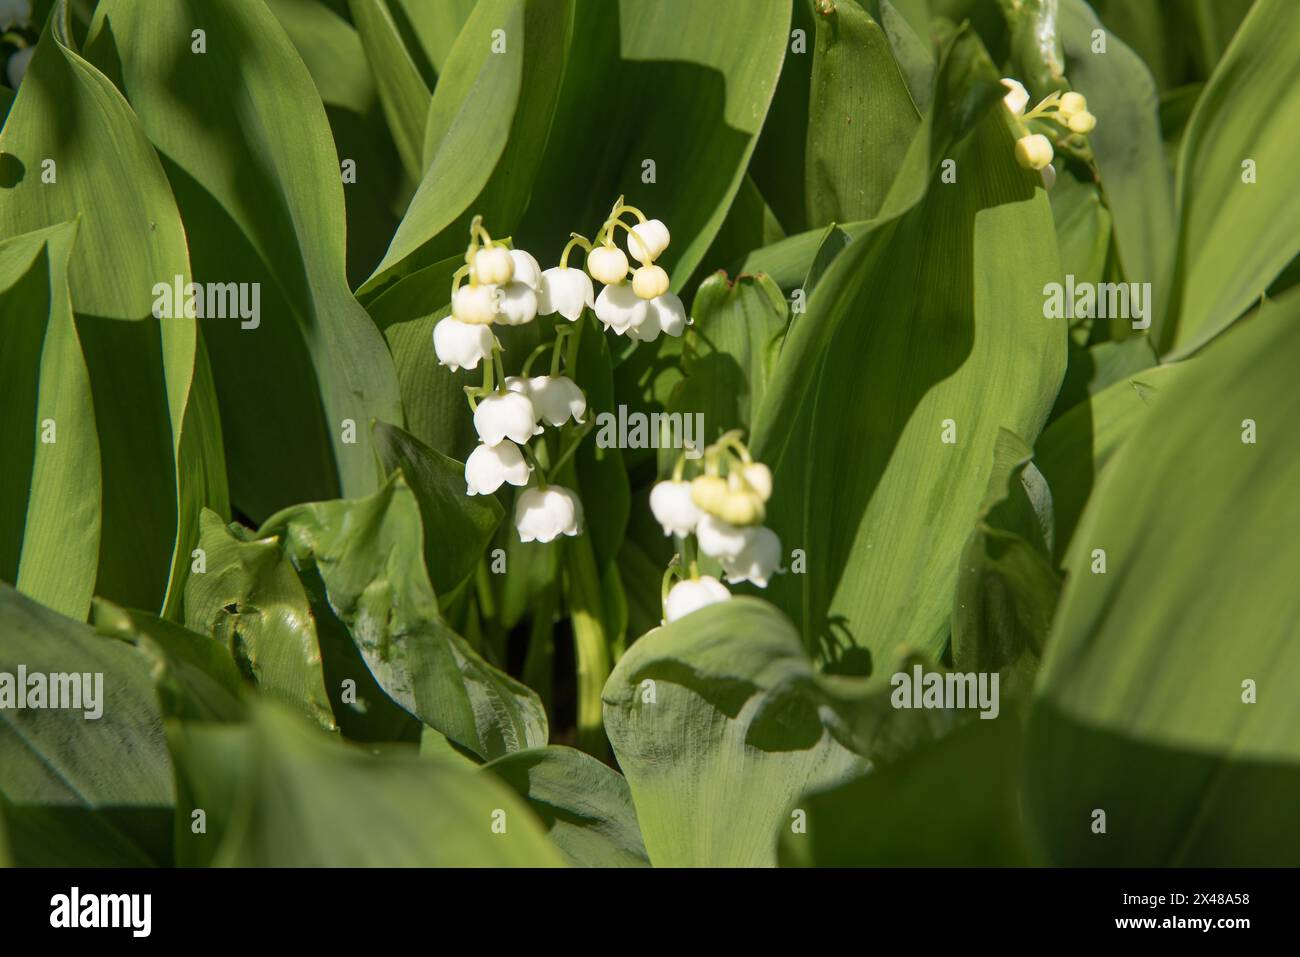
1000,78 -> 1097,189
650,431 -> 781,623
2,0 -> 34,89
433,200 -> 688,543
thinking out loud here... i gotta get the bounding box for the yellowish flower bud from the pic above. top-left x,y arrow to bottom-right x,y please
632,264 -> 670,300
1014,133 -> 1054,171
473,246 -> 514,285
1058,91 -> 1087,116
1067,110 -> 1096,134
587,245 -> 629,285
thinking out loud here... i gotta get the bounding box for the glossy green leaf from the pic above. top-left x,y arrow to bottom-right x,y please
171,701 -> 565,866
263,474 -> 548,760
753,49 -> 1065,664
2,4 -> 226,617
483,745 -> 649,867
513,0 -> 790,285
603,597 -> 937,867
0,223 -> 99,621
348,0 -> 430,181
362,0 -> 572,293
183,511 -> 337,730
87,0 -> 403,520
0,581 -> 173,865
1027,290 -> 1300,865
806,0 -> 920,225
1157,0 -> 1300,357
1059,0 -> 1173,294
780,714 -> 1031,866
394,0 -> 477,75
373,419 -> 502,596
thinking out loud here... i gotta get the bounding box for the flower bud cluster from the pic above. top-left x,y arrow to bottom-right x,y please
1000,78 -> 1098,188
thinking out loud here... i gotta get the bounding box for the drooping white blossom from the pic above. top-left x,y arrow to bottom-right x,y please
524,375 -> 586,427
473,246 -> 514,285
515,486 -> 583,543
719,525 -> 782,588
433,317 -> 495,371
628,291 -> 687,342
538,266 -> 595,321
452,284 -> 499,325
695,514 -> 754,563
465,441 -> 530,495
6,44 -> 34,89
595,281 -> 649,335
473,391 -> 538,446
627,219 -> 670,264
664,576 -> 730,623
0,0 -> 32,31
649,480 -> 703,537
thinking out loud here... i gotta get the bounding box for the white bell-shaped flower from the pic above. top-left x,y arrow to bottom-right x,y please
628,292 -> 687,342
720,526 -> 782,588
515,486 -> 583,543
649,480 -> 702,537
1041,163 -> 1057,191
6,44 -> 34,89
1000,78 -> 1029,117
539,266 -> 595,321
664,576 -> 730,623
0,0 -> 32,31
452,284 -> 499,325
432,317 -> 495,371
595,282 -> 649,336
525,375 -> 586,427
473,391 -> 538,446
495,282 -> 539,326
627,219 -> 670,264
695,514 -> 754,563
465,441 -> 530,495
473,246 -> 514,285
587,245 -> 629,285
503,376 -> 545,434
509,249 -> 542,291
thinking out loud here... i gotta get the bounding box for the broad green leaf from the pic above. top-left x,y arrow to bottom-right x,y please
362,0 -> 572,293
1059,0 -> 1173,295
753,75 -> 1064,664
695,174 -> 786,281
394,0 -> 477,75
87,0 -> 403,521
267,0 -> 404,288
737,220 -> 872,296
263,474 -> 548,760
1,4 -> 227,616
1046,167 -> 1110,295
0,223 -> 99,620
172,701 -> 565,866
1027,291 -> 1300,865
348,0 -> 431,182
951,430 -> 1059,690
0,581 -> 173,865
1157,0 -> 1300,357
806,0 -> 920,225
372,419 -> 503,597
91,599 -> 244,723
603,597 -> 935,867
183,511 -> 337,731
483,745 -> 649,867
780,714 -> 1031,866
1034,362 -> 1183,563
513,0 -> 790,286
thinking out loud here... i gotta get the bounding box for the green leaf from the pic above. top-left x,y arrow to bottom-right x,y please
393,0 -> 477,75
92,598 -> 245,724
806,0 -> 920,225
372,419 -> 503,596
951,430 -> 1059,689
1156,0 -> 1300,357
513,0 -> 791,286
1026,290 -> 1300,865
573,314 -> 629,571
483,745 -> 649,867
87,0 -> 403,521
263,474 -> 548,760
1059,0 -> 1173,294
1033,362 -> 1184,563
0,581 -> 173,865
0,223 -> 99,621
2,3 -> 227,616
348,0 -> 431,182
603,597 -> 934,867
752,57 -> 1064,665
362,0 -> 573,293
779,714 -> 1031,866
171,701 -> 565,866
183,511 -> 337,731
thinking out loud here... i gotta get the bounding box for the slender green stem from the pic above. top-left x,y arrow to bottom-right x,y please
566,525 -> 611,758
523,587 -> 557,715
560,233 -> 592,269
548,419 -> 594,477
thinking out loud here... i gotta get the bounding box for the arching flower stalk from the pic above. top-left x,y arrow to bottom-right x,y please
650,430 -> 782,623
